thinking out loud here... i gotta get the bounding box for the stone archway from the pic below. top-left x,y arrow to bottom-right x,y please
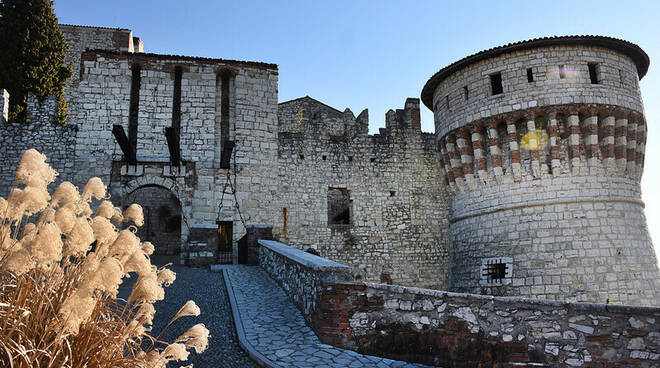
126,185 -> 182,255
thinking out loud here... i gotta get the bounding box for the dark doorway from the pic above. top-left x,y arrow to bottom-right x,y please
237,234 -> 248,264
217,221 -> 233,264
126,185 -> 182,255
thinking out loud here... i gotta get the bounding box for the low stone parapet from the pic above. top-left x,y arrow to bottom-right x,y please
257,240 -> 660,367
257,239 -> 353,322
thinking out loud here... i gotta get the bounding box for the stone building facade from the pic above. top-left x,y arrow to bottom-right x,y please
0,26 -> 658,305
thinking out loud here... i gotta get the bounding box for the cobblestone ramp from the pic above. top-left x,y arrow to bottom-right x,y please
222,265 -> 438,368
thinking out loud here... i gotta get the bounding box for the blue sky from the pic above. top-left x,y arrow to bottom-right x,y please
54,1 -> 660,258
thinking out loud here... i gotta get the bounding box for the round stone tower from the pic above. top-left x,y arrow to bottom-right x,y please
422,36 -> 660,306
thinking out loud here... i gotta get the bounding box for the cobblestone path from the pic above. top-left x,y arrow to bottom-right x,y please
223,265 -> 437,368
150,262 -> 260,368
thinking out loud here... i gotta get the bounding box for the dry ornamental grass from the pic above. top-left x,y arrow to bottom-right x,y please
0,149 -> 209,367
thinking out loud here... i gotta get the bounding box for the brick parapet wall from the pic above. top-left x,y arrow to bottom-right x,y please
258,240 -> 660,367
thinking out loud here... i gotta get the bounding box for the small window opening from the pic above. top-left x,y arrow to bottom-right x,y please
282,208 -> 287,238
322,155 -> 327,161
490,73 -> 503,95
299,153 -> 304,160
588,63 -> 599,84
463,86 -> 469,101
619,69 -> 625,86
445,95 -> 450,110
480,257 -> 512,286
389,190 -> 396,197
526,68 -> 534,83
328,187 -> 351,226
485,262 -> 507,281
559,65 -> 566,79
348,156 -> 353,162
370,157 -> 376,163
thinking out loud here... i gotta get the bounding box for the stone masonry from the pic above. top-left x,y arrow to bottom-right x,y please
0,25 -> 658,307
259,239 -> 660,367
421,36 -> 660,306
276,97 -> 448,289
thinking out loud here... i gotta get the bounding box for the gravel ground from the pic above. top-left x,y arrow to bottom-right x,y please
144,258 -> 259,368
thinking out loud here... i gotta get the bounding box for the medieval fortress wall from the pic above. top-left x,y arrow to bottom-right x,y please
1,25 -> 659,306
422,39 -> 660,305
276,97 -> 449,289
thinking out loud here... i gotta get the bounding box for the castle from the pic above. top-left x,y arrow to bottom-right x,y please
1,25 -> 658,307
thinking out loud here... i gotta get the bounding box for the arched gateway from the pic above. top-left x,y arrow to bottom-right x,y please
126,185 -> 182,255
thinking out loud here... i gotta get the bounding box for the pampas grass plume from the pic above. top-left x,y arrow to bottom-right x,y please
123,204 -> 144,227
91,216 -> 118,247
157,268 -> 176,286
55,206 -> 76,234
51,181 -> 80,207
141,241 -> 154,256
172,300 -> 201,322
160,343 -> 190,363
64,217 -> 95,257
0,150 -> 209,367
176,323 -> 210,354
82,177 -> 106,201
4,248 -> 34,275
15,149 -> 57,188
29,222 -> 63,265
95,200 -> 115,219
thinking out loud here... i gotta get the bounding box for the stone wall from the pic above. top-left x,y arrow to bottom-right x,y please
60,25 -> 137,128
275,97 -> 449,289
430,45 -> 644,138
258,239 -> 353,319
425,38 -> 660,305
73,50 -> 278,262
0,92 -> 77,197
259,240 -> 660,368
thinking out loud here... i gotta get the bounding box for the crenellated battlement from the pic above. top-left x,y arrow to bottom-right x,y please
278,96 -> 423,142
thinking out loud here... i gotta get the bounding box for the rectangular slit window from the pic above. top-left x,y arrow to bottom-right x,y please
446,95 -> 450,110
588,63 -> 599,84
527,68 -> 534,83
490,72 -> 503,95
322,155 -> 327,161
370,157 -> 376,163
619,69 -> 625,86
463,86 -> 469,101
559,65 -> 566,79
